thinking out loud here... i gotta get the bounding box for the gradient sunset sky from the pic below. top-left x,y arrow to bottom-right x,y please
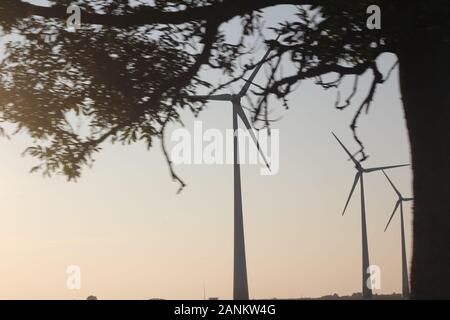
0,2 -> 412,299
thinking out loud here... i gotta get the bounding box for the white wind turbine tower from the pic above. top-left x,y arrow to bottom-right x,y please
382,170 -> 413,299
332,133 -> 409,299
187,37 -> 278,300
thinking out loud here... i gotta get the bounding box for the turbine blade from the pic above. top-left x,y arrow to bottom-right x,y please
186,94 -> 231,101
239,35 -> 280,97
385,200 -> 401,232
365,164 -> 409,173
342,172 -> 361,216
382,170 -> 401,197
404,198 -> 414,202
235,102 -> 271,170
331,132 -> 359,167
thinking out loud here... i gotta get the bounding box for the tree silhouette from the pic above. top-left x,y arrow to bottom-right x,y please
0,0 -> 449,298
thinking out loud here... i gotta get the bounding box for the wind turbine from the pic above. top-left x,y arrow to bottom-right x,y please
187,37 -> 277,300
332,133 -> 408,299
382,170 -> 413,299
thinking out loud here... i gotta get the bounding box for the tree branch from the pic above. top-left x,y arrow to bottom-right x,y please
3,0 -> 321,27
160,118 -> 186,194
267,62 -> 371,97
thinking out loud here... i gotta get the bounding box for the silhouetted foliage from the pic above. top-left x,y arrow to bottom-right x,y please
0,0 -> 444,182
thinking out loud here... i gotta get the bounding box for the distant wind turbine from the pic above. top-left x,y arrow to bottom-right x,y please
187,36 -> 278,300
332,133 -> 409,299
382,170 -> 413,299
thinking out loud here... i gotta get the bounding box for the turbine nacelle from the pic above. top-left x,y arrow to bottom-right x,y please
382,170 -> 414,232
184,37 -> 280,174
332,132 -> 409,216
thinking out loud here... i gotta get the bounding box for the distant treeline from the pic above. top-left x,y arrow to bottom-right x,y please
291,293 -> 403,300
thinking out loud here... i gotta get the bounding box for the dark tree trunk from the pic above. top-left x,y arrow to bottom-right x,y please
398,32 -> 450,299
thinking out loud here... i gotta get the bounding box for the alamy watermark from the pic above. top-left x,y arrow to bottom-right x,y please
170,121 -> 280,176
66,265 -> 81,290
66,4 -> 81,31
63,4 -> 379,33
366,265 -> 381,290
63,4 -> 380,33
366,5 -> 381,30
